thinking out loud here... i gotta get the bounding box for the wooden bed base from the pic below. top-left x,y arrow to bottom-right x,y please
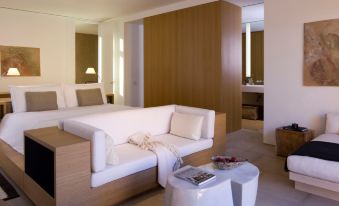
0,113 -> 226,206
289,172 -> 339,202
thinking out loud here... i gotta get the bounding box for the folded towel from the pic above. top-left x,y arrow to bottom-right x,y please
128,132 -> 183,187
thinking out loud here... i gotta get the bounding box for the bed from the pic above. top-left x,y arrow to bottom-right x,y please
287,113 -> 339,202
0,104 -> 132,154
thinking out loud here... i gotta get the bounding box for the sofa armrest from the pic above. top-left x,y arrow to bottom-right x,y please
175,105 -> 215,139
61,120 -> 106,172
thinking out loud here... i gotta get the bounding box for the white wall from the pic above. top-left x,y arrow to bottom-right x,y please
264,0 -> 339,144
99,21 -> 125,105
0,9 -> 75,92
124,22 -> 144,107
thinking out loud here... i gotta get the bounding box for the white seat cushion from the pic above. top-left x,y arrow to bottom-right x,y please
91,144 -> 157,187
288,155 -> 339,184
287,133 -> 339,183
91,134 -> 213,187
153,134 -> 213,157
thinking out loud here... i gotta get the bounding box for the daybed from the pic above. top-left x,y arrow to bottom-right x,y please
0,84 -> 226,206
287,113 -> 339,202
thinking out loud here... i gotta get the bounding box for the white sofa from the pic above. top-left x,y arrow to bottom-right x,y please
60,105 -> 215,187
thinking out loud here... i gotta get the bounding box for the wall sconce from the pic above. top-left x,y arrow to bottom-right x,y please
85,67 -> 96,75
7,67 -> 20,76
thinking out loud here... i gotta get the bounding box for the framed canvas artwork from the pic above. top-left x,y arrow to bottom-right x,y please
304,19 -> 339,86
0,45 -> 40,76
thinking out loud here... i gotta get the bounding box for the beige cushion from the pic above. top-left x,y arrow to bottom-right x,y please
25,91 -> 58,112
76,88 -> 104,107
170,112 -> 204,140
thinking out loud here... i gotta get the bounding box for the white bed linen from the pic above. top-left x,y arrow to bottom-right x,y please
0,104 -> 132,154
287,133 -> 339,183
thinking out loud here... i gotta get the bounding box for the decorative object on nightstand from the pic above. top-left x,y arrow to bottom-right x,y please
0,98 -> 12,120
276,125 -> 314,157
106,93 -> 114,104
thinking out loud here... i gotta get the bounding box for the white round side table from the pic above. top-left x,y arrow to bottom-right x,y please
200,162 -> 259,206
165,166 -> 234,206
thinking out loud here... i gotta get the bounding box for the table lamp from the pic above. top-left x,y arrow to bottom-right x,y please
6,68 -> 20,76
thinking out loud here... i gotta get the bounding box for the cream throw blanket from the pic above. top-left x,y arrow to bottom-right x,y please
128,133 -> 183,187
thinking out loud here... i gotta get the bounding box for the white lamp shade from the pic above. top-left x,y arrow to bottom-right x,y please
7,68 -> 20,76
85,67 -> 96,74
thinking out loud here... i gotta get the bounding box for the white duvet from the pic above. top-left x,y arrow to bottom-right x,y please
0,104 -> 132,154
287,133 -> 339,183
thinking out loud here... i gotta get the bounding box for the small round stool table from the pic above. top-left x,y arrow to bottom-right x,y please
200,162 -> 259,206
165,166 -> 234,206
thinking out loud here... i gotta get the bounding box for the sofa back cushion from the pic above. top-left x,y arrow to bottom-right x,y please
175,105 -> 215,139
67,105 -> 175,145
170,112 -> 204,140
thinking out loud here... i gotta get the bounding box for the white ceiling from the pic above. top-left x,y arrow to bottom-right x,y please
0,0 -> 264,34
0,0 -> 186,23
225,0 -> 263,7
242,3 -> 264,23
241,2 -> 264,32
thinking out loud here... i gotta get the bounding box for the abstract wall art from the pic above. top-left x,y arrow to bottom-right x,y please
304,19 -> 339,86
0,45 -> 40,76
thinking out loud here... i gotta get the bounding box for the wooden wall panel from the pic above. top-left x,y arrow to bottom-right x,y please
242,31 -> 264,83
220,1 -> 242,132
251,31 -> 264,82
75,33 -> 98,84
242,33 -> 246,84
176,3 -> 221,109
144,11 -> 177,107
144,1 -> 241,132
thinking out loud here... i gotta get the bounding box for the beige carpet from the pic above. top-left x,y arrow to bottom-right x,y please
2,129 -> 339,206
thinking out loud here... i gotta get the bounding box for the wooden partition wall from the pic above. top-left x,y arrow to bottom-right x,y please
144,1 -> 241,132
75,33 -> 98,84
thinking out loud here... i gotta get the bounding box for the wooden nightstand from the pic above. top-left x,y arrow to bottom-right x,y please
276,128 -> 314,157
0,98 -> 12,120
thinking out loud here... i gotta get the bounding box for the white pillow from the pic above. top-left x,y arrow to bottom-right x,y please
170,112 -> 204,140
325,113 -> 339,134
63,83 -> 107,107
9,84 -> 66,113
